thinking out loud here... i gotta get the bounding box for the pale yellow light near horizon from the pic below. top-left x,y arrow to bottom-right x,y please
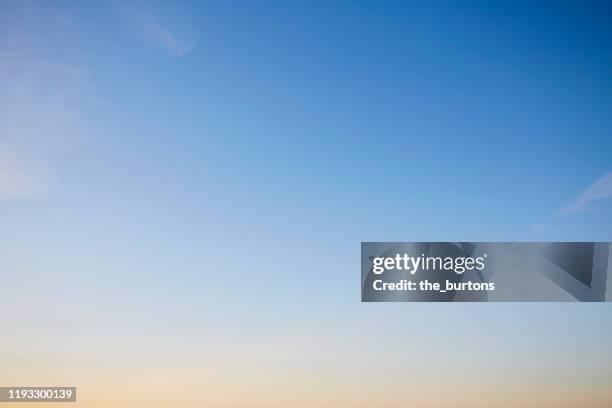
2,354 -> 612,408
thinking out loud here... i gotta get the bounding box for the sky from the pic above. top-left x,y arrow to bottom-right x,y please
1,1 -> 612,407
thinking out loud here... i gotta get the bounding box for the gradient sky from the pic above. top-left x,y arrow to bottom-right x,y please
1,1 -> 612,407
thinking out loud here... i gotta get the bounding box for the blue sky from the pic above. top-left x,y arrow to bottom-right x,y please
75,0 -> 612,240
1,1 -> 612,406
4,0 -> 612,238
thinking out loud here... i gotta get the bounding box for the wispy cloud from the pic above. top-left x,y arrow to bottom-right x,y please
560,171 -> 612,215
140,18 -> 196,57
0,2 -> 89,200
0,153 -> 56,199
529,223 -> 549,232
116,3 -> 198,57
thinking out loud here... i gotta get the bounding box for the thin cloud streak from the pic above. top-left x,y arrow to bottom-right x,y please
143,19 -> 196,57
560,172 -> 612,215
529,223 -> 549,232
116,3 -> 198,57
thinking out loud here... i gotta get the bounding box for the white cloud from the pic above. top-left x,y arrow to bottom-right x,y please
529,223 -> 548,232
0,153 -> 56,199
116,3 -> 198,57
141,18 -> 196,57
0,2 -> 89,200
560,172 -> 612,215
